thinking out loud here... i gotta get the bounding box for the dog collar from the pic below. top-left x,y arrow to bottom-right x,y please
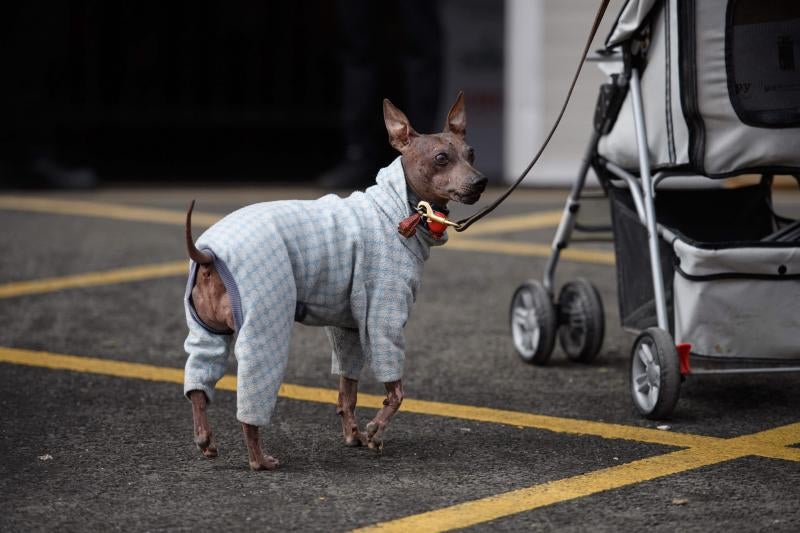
398,201 -> 457,240
399,186 -> 455,239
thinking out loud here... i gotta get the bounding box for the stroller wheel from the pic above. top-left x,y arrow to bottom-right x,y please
557,279 -> 605,363
630,327 -> 681,419
510,280 -> 556,365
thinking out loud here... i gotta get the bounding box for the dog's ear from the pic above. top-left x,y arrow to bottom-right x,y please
444,91 -> 466,138
383,98 -> 418,153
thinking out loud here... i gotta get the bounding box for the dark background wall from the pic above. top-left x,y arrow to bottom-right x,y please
0,1 -> 504,185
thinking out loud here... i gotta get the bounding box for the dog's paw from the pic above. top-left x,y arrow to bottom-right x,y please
194,432 -> 218,459
201,443 -> 218,458
365,421 -> 385,452
343,430 -> 368,447
340,412 -> 367,447
249,455 -> 280,471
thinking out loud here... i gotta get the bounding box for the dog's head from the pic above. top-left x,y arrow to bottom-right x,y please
383,92 -> 487,206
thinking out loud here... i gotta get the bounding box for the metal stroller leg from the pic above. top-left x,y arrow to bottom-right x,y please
627,68 -> 681,419
511,130 -> 605,367
542,130 -> 600,295
629,69 -> 669,332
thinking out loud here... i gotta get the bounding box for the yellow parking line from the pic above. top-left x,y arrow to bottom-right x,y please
0,261 -> 188,299
0,346 -> 715,449
738,421 -> 800,447
722,422 -> 800,462
1,196 -> 617,265
447,237 -> 615,265
0,195 -> 221,227
396,397 -> 714,449
3,345 -> 798,531
0,196 -> 564,237
5,346 -> 799,460
1,347 -> 187,383
0,237 -> 613,299
453,210 -> 562,236
353,444 -> 770,533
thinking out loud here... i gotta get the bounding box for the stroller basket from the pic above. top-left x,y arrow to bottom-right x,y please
672,233 -> 800,362
610,183 -> 800,361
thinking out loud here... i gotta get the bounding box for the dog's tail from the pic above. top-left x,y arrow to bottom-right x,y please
186,200 -> 214,265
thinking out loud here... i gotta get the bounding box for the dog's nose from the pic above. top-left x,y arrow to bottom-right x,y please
472,175 -> 488,191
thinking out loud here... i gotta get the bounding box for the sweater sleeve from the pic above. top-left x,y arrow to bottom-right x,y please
183,307 -> 233,403
360,279 -> 414,382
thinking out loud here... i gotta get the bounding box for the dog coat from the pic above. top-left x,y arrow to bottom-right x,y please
183,156 -> 446,427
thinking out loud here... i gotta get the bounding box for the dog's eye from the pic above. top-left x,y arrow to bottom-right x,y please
435,153 -> 449,165
467,148 -> 475,164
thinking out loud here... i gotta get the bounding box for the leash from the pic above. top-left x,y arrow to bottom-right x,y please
403,0 -> 611,236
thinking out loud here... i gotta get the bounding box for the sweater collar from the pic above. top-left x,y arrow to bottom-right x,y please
365,156 -> 449,258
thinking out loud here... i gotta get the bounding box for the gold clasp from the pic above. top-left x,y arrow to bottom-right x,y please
415,201 -> 461,228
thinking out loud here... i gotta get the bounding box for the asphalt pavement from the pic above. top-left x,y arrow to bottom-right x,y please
1,185 -> 798,532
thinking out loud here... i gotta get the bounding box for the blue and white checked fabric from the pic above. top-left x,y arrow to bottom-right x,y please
183,156 -> 446,427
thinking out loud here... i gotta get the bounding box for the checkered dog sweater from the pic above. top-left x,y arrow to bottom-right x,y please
183,156 -> 445,427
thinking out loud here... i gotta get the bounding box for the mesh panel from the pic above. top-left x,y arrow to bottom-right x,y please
609,189 -> 675,330
608,183 -> 775,330
728,0 -> 800,127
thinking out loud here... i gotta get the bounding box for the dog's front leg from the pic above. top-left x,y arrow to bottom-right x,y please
189,390 -> 218,458
337,376 -> 367,447
365,380 -> 403,451
241,423 -> 280,471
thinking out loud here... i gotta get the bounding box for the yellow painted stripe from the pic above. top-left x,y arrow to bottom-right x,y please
734,422 -> 800,447
0,346 -> 714,449
3,345 -> 798,533
4,346 -> 796,460
353,446 -> 743,533
0,346 -> 187,383
398,398 -> 714,449
0,238 -> 613,300
447,237 -> 615,265
454,210 -> 562,236
357,423 -> 800,532
0,239 -> 612,300
0,261 -> 188,299
0,196 -> 611,264
0,239 -> 614,299
0,195 -> 221,227
737,443 -> 800,463
723,423 -> 800,462
0,195 -> 561,235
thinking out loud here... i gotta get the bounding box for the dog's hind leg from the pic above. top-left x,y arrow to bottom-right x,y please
183,301 -> 233,459
365,380 -> 403,451
189,390 -> 217,458
235,338 -> 289,469
235,339 -> 287,469
234,300 -> 294,470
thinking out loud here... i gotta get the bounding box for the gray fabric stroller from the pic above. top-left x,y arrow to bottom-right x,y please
510,0 -> 800,419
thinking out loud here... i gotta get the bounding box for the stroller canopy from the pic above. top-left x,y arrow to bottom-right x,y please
606,0 -> 659,47
598,0 -> 800,177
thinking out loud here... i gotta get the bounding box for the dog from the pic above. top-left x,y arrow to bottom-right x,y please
183,92 -> 486,470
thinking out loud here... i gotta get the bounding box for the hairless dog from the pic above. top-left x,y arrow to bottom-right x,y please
183,93 -> 486,469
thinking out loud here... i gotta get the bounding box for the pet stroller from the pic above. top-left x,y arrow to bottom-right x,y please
510,0 -> 800,419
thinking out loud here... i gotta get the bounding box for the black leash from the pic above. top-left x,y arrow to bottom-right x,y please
454,0 -> 611,232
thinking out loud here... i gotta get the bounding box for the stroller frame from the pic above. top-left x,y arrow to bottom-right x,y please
550,63 -> 800,369
511,29 -> 800,419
